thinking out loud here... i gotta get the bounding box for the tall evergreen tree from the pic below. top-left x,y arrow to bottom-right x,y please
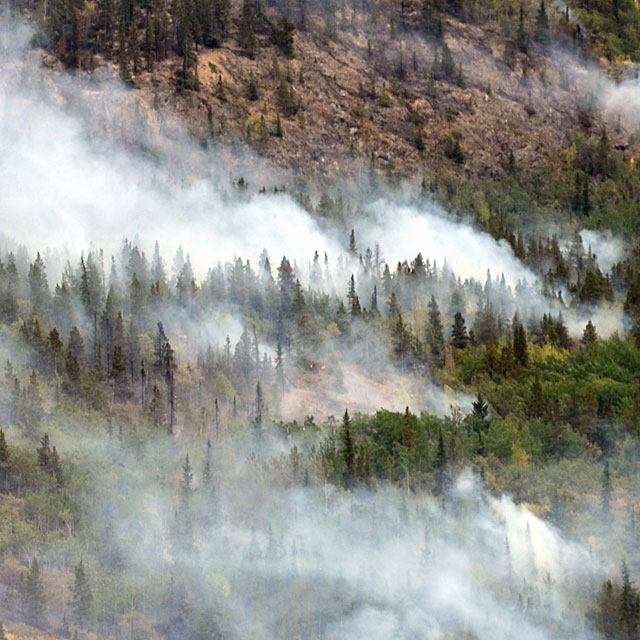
149,384 -> 167,429
0,429 -> 9,464
602,461 -> 612,518
51,446 -> 64,489
512,314 -> 528,367
434,429 -> 448,497
0,429 -> 9,492
28,252 -> 50,315
347,275 -> 362,318
70,560 -> 92,628
426,295 -> 445,368
24,557 -> 46,628
517,5 -> 529,52
581,320 -> 598,347
340,409 -> 356,490
534,0 -> 550,52
253,381 -> 264,436
450,312 -> 469,350
275,340 -> 285,397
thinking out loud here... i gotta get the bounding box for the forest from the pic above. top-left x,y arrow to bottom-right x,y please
4,0 -> 640,632
0,196 -> 639,638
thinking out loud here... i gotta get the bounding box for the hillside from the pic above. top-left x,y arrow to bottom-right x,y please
11,0 -> 640,189
6,0 -> 640,638
124,12 -> 588,179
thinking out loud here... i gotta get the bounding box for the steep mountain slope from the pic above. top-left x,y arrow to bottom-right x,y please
14,0 -> 640,185
114,12 -> 638,181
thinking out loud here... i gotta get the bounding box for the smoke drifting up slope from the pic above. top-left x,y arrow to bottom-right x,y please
0,22 -> 538,286
1,23 -> 628,337
1,20 -> 638,640
86,433 -> 605,640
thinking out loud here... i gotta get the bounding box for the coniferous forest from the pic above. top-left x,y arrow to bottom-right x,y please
5,0 -> 640,635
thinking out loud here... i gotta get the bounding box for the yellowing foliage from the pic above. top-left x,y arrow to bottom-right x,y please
528,342 -> 570,364
511,440 -> 530,467
563,143 -> 576,169
471,190 -> 491,225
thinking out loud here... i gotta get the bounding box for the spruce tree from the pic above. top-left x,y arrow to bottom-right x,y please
582,174 -> 591,216
144,12 -> 155,71
434,429 -> 448,496
247,72 -> 259,100
529,377 -> 544,418
24,557 -> 46,628
275,340 -> 285,396
602,461 -> 612,517
517,5 -> 528,52
0,429 -> 9,464
348,229 -> 357,255
572,171 -> 583,215
534,0 -> 550,52
347,275 -> 362,318
340,409 -> 355,490
441,42 -> 455,79
37,434 -> 53,472
0,429 -> 9,492
70,560 -> 92,628
450,312 -> 469,350
274,112 -> 283,137
216,74 -> 226,100
253,381 -> 264,436
392,313 -> 412,369
202,444 -> 213,487
444,131 -> 465,164
620,562 -> 640,638
51,446 -> 64,489
426,295 -> 445,368
469,394 -> 490,453
512,314 -> 528,367
581,320 -> 598,347
28,252 -> 50,315
148,384 -> 167,429
117,19 -> 132,83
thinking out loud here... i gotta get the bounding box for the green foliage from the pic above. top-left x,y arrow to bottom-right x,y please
444,131 -> 465,164
534,0 -> 550,52
451,312 -> 469,350
216,74 -> 226,101
271,16 -> 295,58
4,208 -> 640,639
276,78 -> 298,117
247,72 -> 260,100
426,295 -> 445,368
71,559 -> 93,627
24,557 -> 46,628
378,85 -> 392,108
517,5 -> 529,52
573,0 -> 640,61
591,565 -> 640,640
339,409 -> 356,489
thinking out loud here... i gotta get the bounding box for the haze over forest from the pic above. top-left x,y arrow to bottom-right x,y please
4,0 -> 640,636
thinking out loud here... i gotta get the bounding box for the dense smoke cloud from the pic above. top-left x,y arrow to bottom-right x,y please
84,435 -> 606,640
1,28 -> 625,341
601,73 -> 640,128
1,17 -> 638,640
580,230 -> 625,275
0,22 -> 543,289
361,202 -> 536,286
